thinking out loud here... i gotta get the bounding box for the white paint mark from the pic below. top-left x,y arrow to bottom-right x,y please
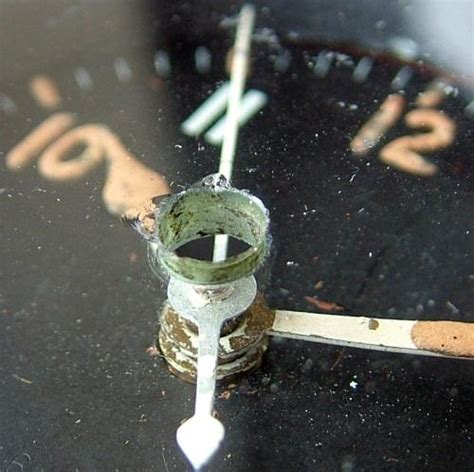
181,82 -> 231,136
0,93 -> 17,114
441,83 -> 459,98
334,52 -> 355,68
352,57 -> 373,83
195,46 -> 212,74
273,50 -> 291,73
253,26 -> 281,47
204,89 -> 267,147
313,50 -> 333,78
74,67 -> 93,92
391,65 -> 413,91
154,50 -> 171,78
181,84 -> 267,145
114,57 -> 132,83
387,36 -> 420,61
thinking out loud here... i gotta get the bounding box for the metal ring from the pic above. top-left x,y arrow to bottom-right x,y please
153,178 -> 270,285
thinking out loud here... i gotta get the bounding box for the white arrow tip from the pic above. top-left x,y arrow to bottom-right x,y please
177,415 -> 225,470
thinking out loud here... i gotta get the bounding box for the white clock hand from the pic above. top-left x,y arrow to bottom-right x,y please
213,3 -> 256,263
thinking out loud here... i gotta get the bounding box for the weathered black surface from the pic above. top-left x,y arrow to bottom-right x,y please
1,1 -> 473,471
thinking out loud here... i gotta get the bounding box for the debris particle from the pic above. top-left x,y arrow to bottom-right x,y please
269,383 -> 279,394
330,349 -> 346,371
239,384 -> 259,395
218,390 -> 231,400
260,375 -> 271,387
446,301 -> 460,315
128,251 -> 138,263
349,380 -> 358,389
449,386 -> 459,398
146,345 -> 160,357
12,374 -> 33,384
368,319 -> 379,330
341,454 -> 357,472
314,280 -> 324,290
301,358 -> 314,374
304,296 -> 345,312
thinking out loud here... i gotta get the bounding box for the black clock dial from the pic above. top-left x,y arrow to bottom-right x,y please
1,2 -> 473,471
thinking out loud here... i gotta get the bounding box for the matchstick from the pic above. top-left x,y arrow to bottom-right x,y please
270,310 -> 474,359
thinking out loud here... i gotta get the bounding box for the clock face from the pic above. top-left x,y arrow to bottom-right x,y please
1,1 -> 473,471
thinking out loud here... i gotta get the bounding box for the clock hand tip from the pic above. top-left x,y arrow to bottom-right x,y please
177,414 -> 225,470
